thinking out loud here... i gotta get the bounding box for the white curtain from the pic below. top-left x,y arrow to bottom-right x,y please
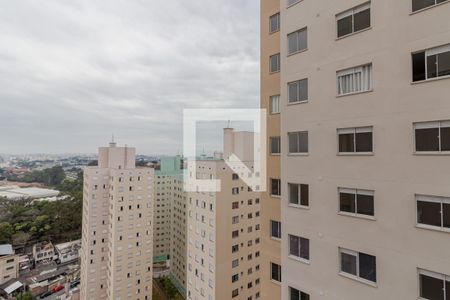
338,64 -> 372,95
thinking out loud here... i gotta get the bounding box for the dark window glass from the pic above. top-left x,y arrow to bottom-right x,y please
290,287 -> 300,300
298,78 -> 308,102
271,221 -> 281,238
359,253 -> 376,283
443,203 -> 450,228
341,252 -> 357,276
420,274 -> 444,300
271,179 -> 280,196
356,132 -> 373,152
300,237 -> 309,260
441,127 -> 450,151
270,54 -> 280,73
300,184 -> 309,206
288,82 -> 298,103
412,0 -> 440,12
289,184 -> 299,205
417,201 -> 442,227
289,133 -> 299,153
427,55 -> 438,79
289,235 -> 299,257
271,263 -> 281,281
340,192 -> 356,213
446,280 -> 450,300
339,133 -> 354,152
415,128 -> 439,151
271,137 -> 281,154
300,292 -> 310,300
357,194 -> 374,216
412,52 -> 426,82
298,131 -> 308,153
438,51 -> 450,77
337,15 -> 352,37
354,8 -> 371,32
270,13 -> 280,33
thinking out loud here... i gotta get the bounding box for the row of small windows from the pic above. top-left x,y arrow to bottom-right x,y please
268,121 -> 450,155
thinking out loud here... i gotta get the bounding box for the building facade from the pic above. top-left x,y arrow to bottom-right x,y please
186,129 -> 262,300
80,142 -> 154,300
273,0 -> 450,299
0,245 -> 18,285
261,0 -> 282,299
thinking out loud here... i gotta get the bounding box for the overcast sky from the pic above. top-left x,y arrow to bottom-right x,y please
0,0 -> 260,155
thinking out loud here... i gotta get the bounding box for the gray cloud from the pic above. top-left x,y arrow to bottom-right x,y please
0,0 -> 260,155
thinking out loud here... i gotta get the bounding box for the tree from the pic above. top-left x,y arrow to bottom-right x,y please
0,222 -> 13,243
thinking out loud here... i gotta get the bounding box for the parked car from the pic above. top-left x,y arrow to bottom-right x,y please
52,285 -> 64,293
39,291 -> 53,299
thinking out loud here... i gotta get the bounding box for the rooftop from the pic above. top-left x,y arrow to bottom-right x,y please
0,244 -> 13,256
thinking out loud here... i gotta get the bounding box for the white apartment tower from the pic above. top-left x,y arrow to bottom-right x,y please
80,142 -> 154,300
264,0 -> 450,299
186,128 -> 262,300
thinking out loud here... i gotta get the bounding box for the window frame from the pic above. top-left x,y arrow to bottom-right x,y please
271,178 -> 281,197
287,78 -> 308,104
412,44 -> 450,82
336,2 -> 371,39
270,136 -> 281,155
288,183 -> 309,209
269,13 -> 280,33
269,53 -> 281,73
287,27 -> 308,56
336,63 -> 373,96
288,131 -> 309,154
337,126 -> 374,155
270,262 -> 282,282
269,95 -> 280,114
339,248 -> 377,286
338,187 -> 375,219
414,120 -> 450,154
288,234 -> 310,263
417,268 -> 450,300
270,220 -> 282,240
286,0 -> 302,8
416,194 -> 450,233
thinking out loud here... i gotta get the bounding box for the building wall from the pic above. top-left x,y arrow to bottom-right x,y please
261,0 -> 282,299
153,174 -> 172,261
280,1 -> 450,299
80,143 -> 154,300
0,254 -> 18,285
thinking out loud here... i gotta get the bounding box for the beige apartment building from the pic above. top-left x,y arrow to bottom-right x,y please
265,0 -> 450,299
261,0 -> 282,299
80,142 -> 154,300
0,245 -> 18,285
186,128 -> 262,300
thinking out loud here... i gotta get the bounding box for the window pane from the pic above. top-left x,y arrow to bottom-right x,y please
337,15 -> 353,37
289,235 -> 299,257
356,132 -> 373,152
290,287 -> 300,300
297,29 -> 307,52
427,55 -> 438,79
298,78 -> 308,101
443,203 -> 450,228
300,292 -> 310,300
417,201 -> 442,227
270,95 -> 280,114
354,8 -> 370,32
271,137 -> 280,154
420,274 -> 444,300
289,133 -> 299,153
339,133 -> 355,152
341,252 -> 357,276
415,128 -> 440,151
300,184 -> 309,206
357,194 -> 374,216
271,263 -> 281,281
271,179 -> 280,196
298,131 -> 308,153
288,32 -> 298,54
270,13 -> 280,33
438,51 -> 450,77
359,253 -> 376,283
412,0 -> 438,12
289,184 -> 299,205
441,127 -> 450,151
270,54 -> 280,73
288,82 -> 298,103
412,52 -> 426,82
446,280 -> 450,300
300,237 -> 309,260
340,192 -> 356,213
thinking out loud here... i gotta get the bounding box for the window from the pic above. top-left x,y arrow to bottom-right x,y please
232,173 -> 239,180
270,95 -> 280,114
337,64 -> 372,95
271,220 -> 281,239
232,289 -> 239,298
232,216 -> 239,224
288,28 -> 307,55
270,137 -> 281,154
271,263 -> 282,282
270,53 -> 280,73
338,127 -> 373,153
232,274 -> 239,283
340,248 -> 377,283
414,121 -> 450,152
232,201 -> 239,209
289,287 -> 310,300
418,269 -> 450,300
287,0 -> 300,6
288,183 -> 309,207
288,79 -> 308,103
271,179 -> 281,196
412,44 -> 450,82
232,187 -> 240,195
416,194 -> 450,231
336,2 -> 371,38
232,245 -> 239,253
270,13 -> 280,33
412,0 -> 449,12
288,131 -> 308,153
232,259 -> 239,268
339,188 -> 374,217
288,234 -> 309,261
232,230 -> 239,238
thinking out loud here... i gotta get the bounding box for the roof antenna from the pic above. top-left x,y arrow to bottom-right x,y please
227,120 -> 231,128
110,134 -> 117,147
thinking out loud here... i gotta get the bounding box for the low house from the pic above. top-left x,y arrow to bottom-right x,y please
32,242 -> 54,265
54,240 -> 81,264
0,245 -> 18,285
0,279 -> 24,299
